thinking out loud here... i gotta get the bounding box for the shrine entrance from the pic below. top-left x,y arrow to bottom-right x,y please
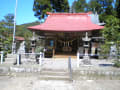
54,32 -> 82,58
55,38 -> 78,55
44,32 -> 85,58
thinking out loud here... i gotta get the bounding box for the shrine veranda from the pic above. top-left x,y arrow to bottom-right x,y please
30,31 -> 104,58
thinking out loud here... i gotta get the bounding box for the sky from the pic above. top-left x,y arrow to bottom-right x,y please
0,0 -> 89,25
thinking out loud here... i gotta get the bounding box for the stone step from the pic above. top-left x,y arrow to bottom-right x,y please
4,61 -> 14,64
5,58 -> 16,61
39,69 -> 70,80
41,70 -> 68,73
38,75 -> 70,81
54,55 -> 76,59
41,68 -> 67,72
5,58 -> 16,64
40,71 -> 68,76
50,58 -> 76,60
7,54 -> 17,58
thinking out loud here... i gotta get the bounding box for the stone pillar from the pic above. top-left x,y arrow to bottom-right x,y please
77,51 -> 80,67
0,51 -> 4,64
91,42 -> 96,56
85,48 -> 89,56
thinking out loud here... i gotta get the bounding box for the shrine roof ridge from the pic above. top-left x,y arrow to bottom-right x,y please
46,12 -> 92,16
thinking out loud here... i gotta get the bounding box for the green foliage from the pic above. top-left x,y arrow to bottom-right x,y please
100,42 -> 110,56
114,60 -> 120,68
0,14 -> 39,53
0,13 -> 14,53
16,21 -> 40,53
102,15 -> 120,42
116,0 -> 120,18
16,21 -> 40,39
4,14 -> 14,23
88,0 -> 114,14
51,0 -> 69,12
35,46 -> 44,53
3,14 -> 14,34
101,15 -> 120,57
72,0 -> 87,12
33,0 -> 69,19
72,0 -> 120,23
72,0 -> 115,15
88,0 -> 103,14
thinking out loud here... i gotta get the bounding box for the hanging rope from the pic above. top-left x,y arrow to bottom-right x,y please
57,38 -> 77,46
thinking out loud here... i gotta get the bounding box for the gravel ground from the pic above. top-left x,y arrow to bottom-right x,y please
0,73 -> 120,90
0,59 -> 120,90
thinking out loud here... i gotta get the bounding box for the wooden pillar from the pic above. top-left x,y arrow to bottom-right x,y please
52,39 -> 56,58
53,48 -> 55,58
77,36 -> 80,51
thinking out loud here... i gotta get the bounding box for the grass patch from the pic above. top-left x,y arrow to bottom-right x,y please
113,60 -> 120,68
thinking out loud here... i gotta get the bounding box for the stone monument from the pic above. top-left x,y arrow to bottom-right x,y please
17,41 -> 25,54
110,44 -> 117,59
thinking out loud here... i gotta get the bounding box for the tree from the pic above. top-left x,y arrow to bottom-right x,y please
4,14 -> 14,24
15,21 -> 40,53
51,0 -> 69,12
87,0 -> 102,14
105,0 -> 114,15
0,20 -> 12,53
33,0 -> 69,19
72,0 -> 87,12
0,14 -> 14,54
87,0 -> 114,14
116,0 -> 120,18
102,16 -> 120,41
3,14 -> 14,34
84,0 -> 117,22
16,21 -> 39,38
101,15 -> 120,55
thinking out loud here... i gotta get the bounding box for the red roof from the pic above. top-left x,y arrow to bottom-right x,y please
15,36 -> 24,41
28,12 -> 104,32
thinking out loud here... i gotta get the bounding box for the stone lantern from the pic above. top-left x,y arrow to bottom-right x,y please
82,32 -> 91,64
31,32 -> 36,53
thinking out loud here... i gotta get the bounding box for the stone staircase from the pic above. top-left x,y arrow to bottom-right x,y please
38,69 -> 70,81
53,55 -> 77,59
5,54 -> 16,64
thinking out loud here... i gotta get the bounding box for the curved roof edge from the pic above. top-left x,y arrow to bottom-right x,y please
28,12 -> 104,32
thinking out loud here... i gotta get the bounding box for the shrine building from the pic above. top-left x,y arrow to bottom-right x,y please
28,12 -> 104,58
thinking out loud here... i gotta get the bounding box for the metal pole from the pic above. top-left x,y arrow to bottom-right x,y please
12,0 -> 18,54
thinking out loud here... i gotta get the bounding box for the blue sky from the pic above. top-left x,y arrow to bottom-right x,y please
0,0 -> 89,25
0,0 -> 38,25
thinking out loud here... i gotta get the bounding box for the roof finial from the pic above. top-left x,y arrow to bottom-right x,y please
94,8 -> 96,14
69,6 -> 72,13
